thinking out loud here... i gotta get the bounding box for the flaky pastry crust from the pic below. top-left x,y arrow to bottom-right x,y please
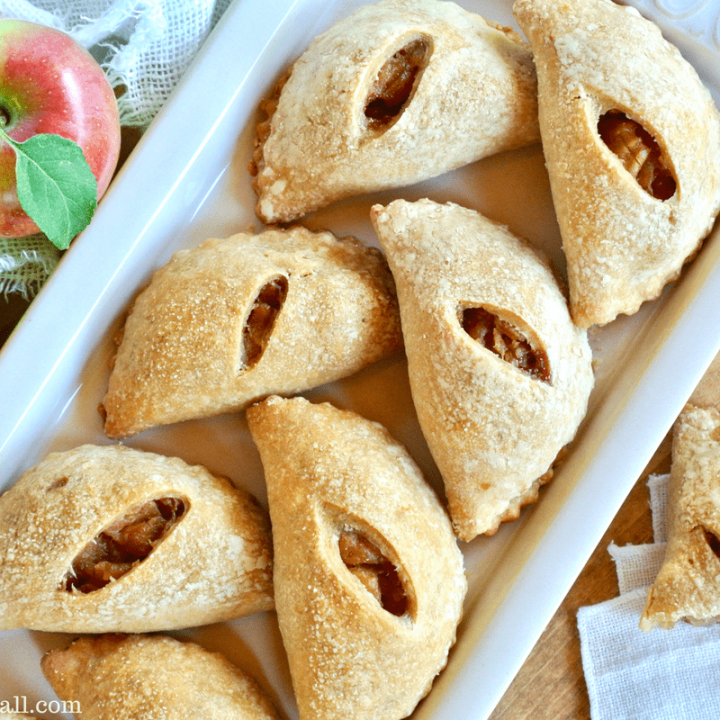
514,0 -> 720,327
41,634 -> 281,720
0,444 -> 273,633
102,225 -> 402,438
371,199 -> 594,541
251,0 -> 539,224
247,395 -> 466,720
641,404 -> 720,630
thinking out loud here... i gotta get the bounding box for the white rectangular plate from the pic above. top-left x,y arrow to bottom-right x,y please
1,1 -> 720,718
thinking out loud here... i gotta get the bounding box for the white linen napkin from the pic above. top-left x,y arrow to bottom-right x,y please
577,474 -> 720,719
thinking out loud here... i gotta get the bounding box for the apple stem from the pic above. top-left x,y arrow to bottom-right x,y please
0,106 -> 9,128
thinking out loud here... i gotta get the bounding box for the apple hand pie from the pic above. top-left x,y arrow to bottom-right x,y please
41,634 -> 281,720
641,404 -> 720,630
250,0 -> 540,224
0,444 -> 273,633
371,199 -> 594,541
247,395 -> 466,720
102,225 -> 402,438
514,0 -> 720,328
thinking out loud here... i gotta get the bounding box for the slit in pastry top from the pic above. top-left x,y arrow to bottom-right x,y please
240,275 -> 288,370
327,505 -> 415,620
363,35 -> 432,134
703,526 -> 720,560
460,304 -> 551,384
338,528 -> 409,617
63,495 -> 188,594
597,109 -> 677,201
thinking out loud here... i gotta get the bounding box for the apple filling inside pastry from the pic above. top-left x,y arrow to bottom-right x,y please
63,496 -> 187,594
339,528 -> 409,617
597,110 -> 676,201
242,276 -> 288,368
364,37 -> 431,131
461,306 -> 551,383
703,527 -> 720,559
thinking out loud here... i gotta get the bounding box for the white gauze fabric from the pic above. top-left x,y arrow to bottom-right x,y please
0,0 -> 233,126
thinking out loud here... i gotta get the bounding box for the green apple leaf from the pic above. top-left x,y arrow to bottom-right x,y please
0,129 -> 97,250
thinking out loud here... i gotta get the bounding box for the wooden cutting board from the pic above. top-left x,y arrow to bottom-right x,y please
488,350 -> 720,719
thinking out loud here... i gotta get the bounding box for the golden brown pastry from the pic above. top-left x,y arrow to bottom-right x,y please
102,225 -> 402,438
0,714 -> 40,719
41,634 -> 281,720
247,395 -> 466,720
641,404 -> 720,630
371,198 -> 594,541
251,0 -> 540,224
0,444 -> 273,633
514,0 -> 720,328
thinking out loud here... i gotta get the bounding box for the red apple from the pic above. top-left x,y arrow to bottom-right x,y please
0,19 -> 121,238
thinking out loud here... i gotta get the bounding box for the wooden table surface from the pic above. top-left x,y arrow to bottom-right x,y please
488,352 -> 720,720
